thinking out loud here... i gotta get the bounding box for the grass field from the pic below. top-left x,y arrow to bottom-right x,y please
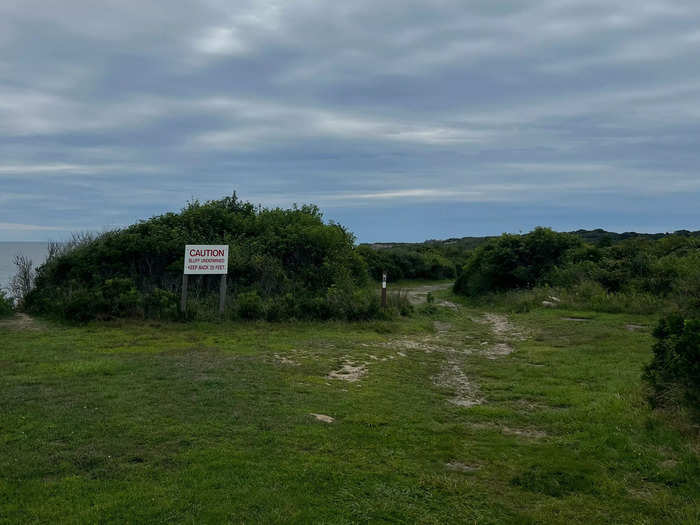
1,287 -> 698,523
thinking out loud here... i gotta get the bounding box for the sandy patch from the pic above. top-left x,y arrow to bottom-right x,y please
469,422 -> 547,439
469,313 -> 529,359
433,361 -> 483,407
483,342 -> 514,359
273,354 -> 298,365
501,426 -> 548,439
446,461 -> 480,472
511,399 -> 554,411
437,300 -> 460,309
0,313 -> 42,331
481,313 -> 527,341
310,413 -> 335,423
403,283 -> 453,305
561,317 -> 592,322
626,324 -> 647,332
328,362 -> 367,382
433,321 -> 452,333
659,459 -> 678,469
379,337 -> 458,354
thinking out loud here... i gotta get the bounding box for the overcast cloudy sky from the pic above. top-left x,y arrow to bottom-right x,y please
1,0 -> 699,242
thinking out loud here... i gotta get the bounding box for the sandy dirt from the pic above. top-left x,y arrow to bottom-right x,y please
445,461 -> 480,472
0,313 -> 41,331
395,283 -> 458,308
328,362 -> 367,382
309,413 -> 335,423
433,361 -> 484,407
479,313 -> 527,341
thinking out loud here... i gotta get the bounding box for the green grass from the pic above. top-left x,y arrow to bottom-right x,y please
1,294 -> 698,523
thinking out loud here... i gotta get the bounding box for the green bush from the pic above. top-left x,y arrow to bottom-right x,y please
144,288 -> 178,320
25,194 -> 372,322
0,290 -> 14,318
453,228 -> 700,316
100,278 -> 143,318
643,315 -> 700,418
454,227 -> 581,296
236,291 -> 265,320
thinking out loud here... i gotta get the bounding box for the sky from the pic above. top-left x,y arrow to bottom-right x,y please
1,0 -> 699,243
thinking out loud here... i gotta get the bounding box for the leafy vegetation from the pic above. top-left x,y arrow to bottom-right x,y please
357,245 -> 456,282
453,227 -> 700,315
25,195 -> 381,322
453,227 -> 580,296
0,289 -> 13,318
644,315 -> 700,419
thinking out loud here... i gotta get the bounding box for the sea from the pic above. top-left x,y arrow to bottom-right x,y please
0,242 -> 50,292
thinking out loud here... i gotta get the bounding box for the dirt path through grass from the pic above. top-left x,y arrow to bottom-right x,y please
1,295 -> 698,523
0,312 -> 41,331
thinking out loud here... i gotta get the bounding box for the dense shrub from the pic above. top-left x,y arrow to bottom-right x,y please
454,227 -> 581,296
0,290 -> 14,318
644,315 -> 700,418
25,194 -> 373,322
454,228 -> 700,314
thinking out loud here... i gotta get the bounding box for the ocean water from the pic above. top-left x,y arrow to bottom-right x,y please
0,242 -> 49,292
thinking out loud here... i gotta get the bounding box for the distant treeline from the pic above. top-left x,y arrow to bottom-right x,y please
452,227 -> 700,313
357,228 -> 700,285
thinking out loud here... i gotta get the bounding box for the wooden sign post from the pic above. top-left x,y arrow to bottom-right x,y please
182,244 -> 229,316
381,271 -> 387,308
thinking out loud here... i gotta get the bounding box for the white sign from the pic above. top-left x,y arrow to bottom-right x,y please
184,245 -> 229,275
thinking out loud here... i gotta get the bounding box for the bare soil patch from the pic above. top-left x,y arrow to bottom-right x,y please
397,283 -> 457,308
433,321 -> 452,333
273,354 -> 299,365
403,283 -> 452,305
376,337 -> 461,355
468,422 -> 548,439
501,426 -> 548,439
433,361 -> 483,407
310,413 -> 335,423
328,362 -> 367,382
480,313 -> 527,341
470,313 -> 528,358
446,461 -> 480,472
483,342 -> 515,360
0,313 -> 42,331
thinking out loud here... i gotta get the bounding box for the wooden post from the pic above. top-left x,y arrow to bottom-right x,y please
219,274 -> 227,315
181,274 -> 188,313
381,271 -> 387,308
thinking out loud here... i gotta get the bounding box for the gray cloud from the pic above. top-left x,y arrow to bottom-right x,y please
1,0 -> 699,241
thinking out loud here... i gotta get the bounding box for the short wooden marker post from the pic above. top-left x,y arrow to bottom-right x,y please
381,271 -> 387,308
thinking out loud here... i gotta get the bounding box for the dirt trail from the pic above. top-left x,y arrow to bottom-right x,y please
393,282 -> 459,308
0,313 -> 41,331
433,361 -> 484,407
